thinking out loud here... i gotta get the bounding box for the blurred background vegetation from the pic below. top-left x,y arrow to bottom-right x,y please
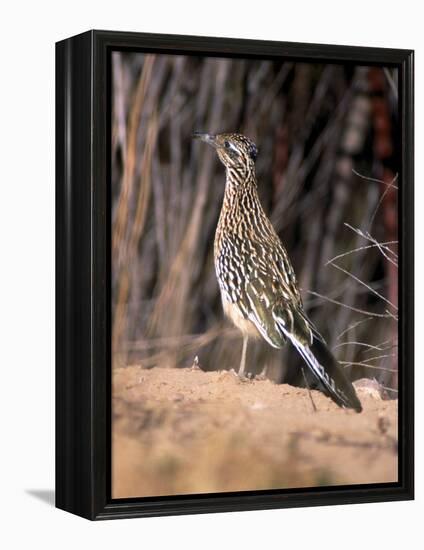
111,52 -> 399,394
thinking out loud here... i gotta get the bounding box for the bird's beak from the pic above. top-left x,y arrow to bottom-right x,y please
192,132 -> 218,147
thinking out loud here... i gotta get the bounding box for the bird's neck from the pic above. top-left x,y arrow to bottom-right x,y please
226,163 -> 256,188
216,166 -> 265,240
222,166 -> 258,207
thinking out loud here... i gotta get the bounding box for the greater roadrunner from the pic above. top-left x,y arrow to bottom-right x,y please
194,131 -> 362,412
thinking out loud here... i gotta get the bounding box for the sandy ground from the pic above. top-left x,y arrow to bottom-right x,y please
112,365 -> 398,498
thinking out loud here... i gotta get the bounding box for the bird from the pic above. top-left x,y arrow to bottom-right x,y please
193,131 -> 362,412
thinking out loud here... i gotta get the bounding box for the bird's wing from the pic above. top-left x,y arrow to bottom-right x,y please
233,235 -> 313,349
215,226 -> 313,347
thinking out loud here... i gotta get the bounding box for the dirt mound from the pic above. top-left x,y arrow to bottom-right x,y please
112,366 -> 397,498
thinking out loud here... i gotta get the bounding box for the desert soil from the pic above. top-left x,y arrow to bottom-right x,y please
112,365 -> 398,498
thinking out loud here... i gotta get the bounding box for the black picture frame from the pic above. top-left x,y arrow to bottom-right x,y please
55,29 -> 414,520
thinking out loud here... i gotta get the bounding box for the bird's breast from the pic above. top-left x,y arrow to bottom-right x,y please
214,230 -> 252,301
221,298 -> 260,338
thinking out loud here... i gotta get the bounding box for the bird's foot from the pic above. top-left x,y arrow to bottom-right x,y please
228,368 -> 252,382
238,370 -> 253,382
190,355 -> 201,370
254,365 -> 268,381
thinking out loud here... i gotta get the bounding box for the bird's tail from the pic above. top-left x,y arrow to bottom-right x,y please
284,331 -> 362,412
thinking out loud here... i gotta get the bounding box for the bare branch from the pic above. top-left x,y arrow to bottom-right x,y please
362,341 -> 398,355
344,223 -> 398,258
339,361 -> 397,373
325,242 -> 398,268
352,169 -> 399,190
333,341 -> 384,352
359,353 -> 397,364
307,291 -> 395,319
329,262 -> 398,311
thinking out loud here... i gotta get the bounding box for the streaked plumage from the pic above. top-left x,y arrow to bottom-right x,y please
194,132 -> 362,412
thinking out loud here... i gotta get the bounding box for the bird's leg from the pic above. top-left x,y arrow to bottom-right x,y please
239,335 -> 248,376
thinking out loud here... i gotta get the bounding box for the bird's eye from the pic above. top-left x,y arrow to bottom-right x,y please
224,141 -> 231,149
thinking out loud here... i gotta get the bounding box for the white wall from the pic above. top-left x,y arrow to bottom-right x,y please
0,1 -> 421,547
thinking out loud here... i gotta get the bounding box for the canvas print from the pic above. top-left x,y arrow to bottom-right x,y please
111,51 -> 399,498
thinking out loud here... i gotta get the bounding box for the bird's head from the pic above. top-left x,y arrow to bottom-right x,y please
193,132 -> 258,173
